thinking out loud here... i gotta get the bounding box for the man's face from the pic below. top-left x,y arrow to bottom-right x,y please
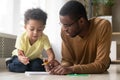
60,15 -> 81,37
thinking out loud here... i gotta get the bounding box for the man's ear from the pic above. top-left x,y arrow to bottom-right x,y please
79,17 -> 84,24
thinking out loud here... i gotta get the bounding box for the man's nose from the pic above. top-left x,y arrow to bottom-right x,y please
63,26 -> 68,31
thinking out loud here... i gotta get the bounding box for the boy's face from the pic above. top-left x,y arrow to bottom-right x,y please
24,19 -> 45,42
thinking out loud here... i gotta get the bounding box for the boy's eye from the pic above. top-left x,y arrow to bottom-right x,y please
29,28 -> 43,32
30,28 -> 34,31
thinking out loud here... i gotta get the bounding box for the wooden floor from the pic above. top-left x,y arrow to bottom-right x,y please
0,64 -> 120,80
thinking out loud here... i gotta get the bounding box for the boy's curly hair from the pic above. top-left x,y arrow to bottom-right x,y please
24,8 -> 47,25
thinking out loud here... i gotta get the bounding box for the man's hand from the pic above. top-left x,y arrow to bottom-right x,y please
50,65 -> 73,75
44,60 -> 60,72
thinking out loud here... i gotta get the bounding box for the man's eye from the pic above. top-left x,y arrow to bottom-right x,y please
64,24 -> 71,27
38,29 -> 42,31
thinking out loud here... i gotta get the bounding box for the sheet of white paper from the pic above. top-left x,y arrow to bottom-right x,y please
25,71 -> 49,75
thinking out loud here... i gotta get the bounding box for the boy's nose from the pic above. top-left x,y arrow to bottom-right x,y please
33,30 -> 37,34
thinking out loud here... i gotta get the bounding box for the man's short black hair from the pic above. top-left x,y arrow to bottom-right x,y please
59,1 -> 87,20
24,8 -> 47,25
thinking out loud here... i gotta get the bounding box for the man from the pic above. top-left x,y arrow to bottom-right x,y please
45,1 -> 112,75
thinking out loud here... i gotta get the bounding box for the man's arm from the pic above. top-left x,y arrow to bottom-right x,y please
69,20 -> 112,74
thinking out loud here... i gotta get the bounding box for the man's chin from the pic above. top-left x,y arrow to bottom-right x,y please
66,33 -> 76,38
70,35 -> 77,38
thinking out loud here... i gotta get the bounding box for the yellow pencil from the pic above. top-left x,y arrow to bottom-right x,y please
42,61 -> 49,65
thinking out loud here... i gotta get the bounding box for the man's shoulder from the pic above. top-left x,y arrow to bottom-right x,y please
89,17 -> 109,23
89,17 -> 111,30
89,17 -> 112,36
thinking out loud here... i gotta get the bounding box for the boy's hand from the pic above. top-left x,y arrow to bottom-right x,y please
18,50 -> 29,65
42,59 -> 49,65
18,55 -> 29,65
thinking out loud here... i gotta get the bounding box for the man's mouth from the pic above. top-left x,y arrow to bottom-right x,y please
65,31 -> 70,36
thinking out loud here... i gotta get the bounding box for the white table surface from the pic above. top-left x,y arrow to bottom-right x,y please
0,64 -> 120,80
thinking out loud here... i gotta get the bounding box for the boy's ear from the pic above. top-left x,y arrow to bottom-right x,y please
24,25 -> 27,29
42,26 -> 45,30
